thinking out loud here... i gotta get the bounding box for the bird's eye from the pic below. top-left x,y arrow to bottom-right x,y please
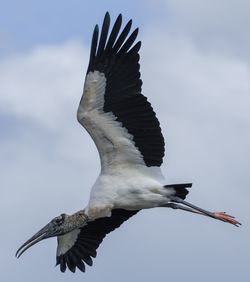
60,213 -> 66,221
55,216 -> 63,225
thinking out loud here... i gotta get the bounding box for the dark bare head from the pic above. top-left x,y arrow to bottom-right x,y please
16,211 -> 88,258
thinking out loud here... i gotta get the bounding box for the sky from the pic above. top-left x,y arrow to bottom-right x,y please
1,0 -> 250,281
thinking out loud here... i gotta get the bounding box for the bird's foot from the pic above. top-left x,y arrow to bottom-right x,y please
213,212 -> 241,227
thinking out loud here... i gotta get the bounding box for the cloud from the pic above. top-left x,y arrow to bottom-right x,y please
146,0 -> 250,60
0,41 -> 88,129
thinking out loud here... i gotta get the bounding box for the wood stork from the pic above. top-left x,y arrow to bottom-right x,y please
16,12 -> 240,273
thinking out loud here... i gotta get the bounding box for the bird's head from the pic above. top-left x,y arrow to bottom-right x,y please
16,210 -> 88,258
16,212 -> 83,258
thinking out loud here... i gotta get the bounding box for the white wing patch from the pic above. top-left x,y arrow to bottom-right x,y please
57,229 -> 81,256
77,71 -> 144,171
78,71 -> 106,112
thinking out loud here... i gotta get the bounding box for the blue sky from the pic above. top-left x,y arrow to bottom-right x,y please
1,0 -> 152,56
1,1 -> 250,282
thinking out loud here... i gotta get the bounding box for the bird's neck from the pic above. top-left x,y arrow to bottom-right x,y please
64,210 -> 88,233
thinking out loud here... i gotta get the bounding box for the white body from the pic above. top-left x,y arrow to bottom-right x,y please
85,165 -> 174,219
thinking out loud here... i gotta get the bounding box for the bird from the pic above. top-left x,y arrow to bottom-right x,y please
16,12 -> 240,273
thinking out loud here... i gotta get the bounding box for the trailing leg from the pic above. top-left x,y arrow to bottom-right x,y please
163,203 -> 203,215
169,196 -> 241,227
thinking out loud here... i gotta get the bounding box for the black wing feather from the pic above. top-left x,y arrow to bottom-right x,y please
96,12 -> 110,58
118,28 -> 139,54
112,19 -> 132,53
106,14 -> 122,51
87,25 -> 99,72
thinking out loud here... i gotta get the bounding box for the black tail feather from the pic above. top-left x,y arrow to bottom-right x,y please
164,183 -> 192,200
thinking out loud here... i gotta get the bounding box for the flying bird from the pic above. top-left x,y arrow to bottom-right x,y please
16,12 -> 240,273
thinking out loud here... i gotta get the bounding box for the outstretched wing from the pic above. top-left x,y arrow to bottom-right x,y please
77,12 -> 165,169
56,209 -> 138,272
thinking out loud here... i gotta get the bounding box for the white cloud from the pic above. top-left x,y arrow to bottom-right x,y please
0,41 -> 88,129
142,31 -> 250,124
146,0 -> 250,60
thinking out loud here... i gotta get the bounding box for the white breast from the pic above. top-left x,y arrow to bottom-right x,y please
85,165 -> 172,218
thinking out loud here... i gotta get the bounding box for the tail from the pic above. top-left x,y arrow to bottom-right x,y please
164,183 -> 192,200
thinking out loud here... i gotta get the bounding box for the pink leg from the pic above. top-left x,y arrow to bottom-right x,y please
213,212 -> 241,227
170,197 -> 241,227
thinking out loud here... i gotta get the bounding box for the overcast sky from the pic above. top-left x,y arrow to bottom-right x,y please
1,1 -> 249,281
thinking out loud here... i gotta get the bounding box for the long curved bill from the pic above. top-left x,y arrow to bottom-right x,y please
16,223 -> 53,258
